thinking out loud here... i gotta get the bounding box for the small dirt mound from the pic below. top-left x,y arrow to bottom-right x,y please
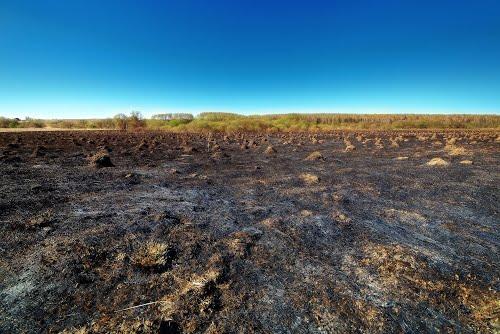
26,209 -> 54,229
345,144 -> 355,152
210,143 -> 221,152
344,140 -> 356,152
300,173 -> 320,184
305,151 -> 325,161
211,151 -> 230,160
374,138 -> 384,149
331,210 -> 352,227
390,139 -> 399,148
132,242 -> 176,271
432,141 -> 443,147
89,151 -> 114,168
446,137 -> 457,145
264,145 -> 277,155
444,144 -> 469,156
426,157 -> 449,166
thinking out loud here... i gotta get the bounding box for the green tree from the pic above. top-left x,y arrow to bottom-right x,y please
128,111 -> 145,129
113,113 -> 128,130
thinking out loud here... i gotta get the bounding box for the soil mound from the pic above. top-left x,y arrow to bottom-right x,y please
305,151 -> 325,161
426,157 -> 449,166
264,145 -> 277,155
300,173 -> 320,184
89,151 -> 114,168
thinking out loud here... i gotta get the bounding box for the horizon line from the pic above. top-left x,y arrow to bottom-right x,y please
1,107 -> 500,120
3,111 -> 500,121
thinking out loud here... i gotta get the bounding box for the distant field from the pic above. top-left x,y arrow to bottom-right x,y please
1,113 -> 499,132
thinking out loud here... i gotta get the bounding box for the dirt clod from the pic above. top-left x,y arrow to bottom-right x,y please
89,151 -> 114,168
300,172 -> 320,184
426,157 -> 449,166
264,145 -> 277,154
305,151 -> 325,161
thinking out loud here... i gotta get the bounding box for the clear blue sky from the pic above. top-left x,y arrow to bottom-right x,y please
1,0 -> 499,118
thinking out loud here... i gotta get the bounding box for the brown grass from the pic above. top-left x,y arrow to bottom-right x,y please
426,158 -> 449,166
132,242 -> 170,269
300,173 -> 320,184
2,113 -> 499,132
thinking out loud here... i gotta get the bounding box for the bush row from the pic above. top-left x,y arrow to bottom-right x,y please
1,113 -> 498,131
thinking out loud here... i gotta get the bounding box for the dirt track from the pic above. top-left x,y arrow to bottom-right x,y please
0,130 -> 499,333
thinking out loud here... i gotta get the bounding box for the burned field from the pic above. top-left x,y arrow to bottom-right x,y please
0,130 -> 499,333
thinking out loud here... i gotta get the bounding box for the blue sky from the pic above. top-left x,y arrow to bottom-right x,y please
1,0 -> 499,118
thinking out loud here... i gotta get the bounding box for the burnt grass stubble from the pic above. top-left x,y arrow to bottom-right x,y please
0,130 -> 498,333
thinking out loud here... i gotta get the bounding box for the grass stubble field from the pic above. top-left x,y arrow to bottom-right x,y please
0,127 -> 499,333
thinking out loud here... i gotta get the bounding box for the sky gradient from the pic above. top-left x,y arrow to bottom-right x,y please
1,0 -> 500,118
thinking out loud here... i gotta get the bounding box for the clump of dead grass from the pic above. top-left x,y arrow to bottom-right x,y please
300,173 -> 320,184
25,209 -> 54,229
358,243 -> 499,332
444,144 -> 470,156
264,145 -> 277,155
389,138 -> 399,148
344,139 -> 356,152
211,151 -> 230,160
132,242 -> 173,270
374,138 -> 384,149
426,157 -> 449,166
331,210 -> 352,227
89,150 -> 114,168
305,151 -> 325,161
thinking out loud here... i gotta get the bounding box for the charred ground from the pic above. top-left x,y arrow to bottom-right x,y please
0,130 -> 499,333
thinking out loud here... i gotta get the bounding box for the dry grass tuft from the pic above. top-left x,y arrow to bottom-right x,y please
300,173 -> 320,184
132,242 -> 172,270
26,209 -> 54,229
389,139 -> 400,148
264,145 -> 277,154
211,151 -> 230,160
89,151 -> 114,168
444,144 -> 469,156
331,210 -> 352,226
417,135 -> 428,141
305,151 -> 325,161
426,157 -> 449,166
374,138 -> 384,149
344,139 -> 356,152
446,137 -> 457,145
